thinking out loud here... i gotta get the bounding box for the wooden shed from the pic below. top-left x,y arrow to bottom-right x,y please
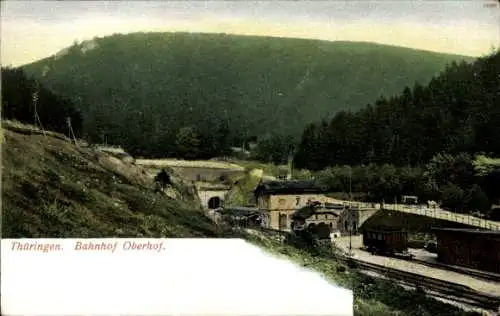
432,227 -> 500,274
362,227 -> 409,255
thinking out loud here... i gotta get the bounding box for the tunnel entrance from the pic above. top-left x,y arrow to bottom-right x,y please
208,196 -> 222,209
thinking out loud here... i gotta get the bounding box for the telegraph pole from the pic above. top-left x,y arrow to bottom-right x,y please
349,167 -> 352,256
32,65 -> 50,138
66,117 -> 78,146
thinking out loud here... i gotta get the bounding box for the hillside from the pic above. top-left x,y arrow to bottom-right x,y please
1,120 -> 219,238
22,32 -> 473,157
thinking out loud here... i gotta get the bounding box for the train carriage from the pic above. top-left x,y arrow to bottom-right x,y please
362,227 -> 411,258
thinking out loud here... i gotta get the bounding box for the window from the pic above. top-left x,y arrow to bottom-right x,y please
296,196 -> 301,206
279,214 -> 287,230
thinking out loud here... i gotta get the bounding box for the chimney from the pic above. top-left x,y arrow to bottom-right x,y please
286,153 -> 293,180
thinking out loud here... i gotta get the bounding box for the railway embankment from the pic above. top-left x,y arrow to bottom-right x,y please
246,228 -> 492,316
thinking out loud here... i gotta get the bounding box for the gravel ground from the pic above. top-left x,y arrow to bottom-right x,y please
333,236 -> 500,296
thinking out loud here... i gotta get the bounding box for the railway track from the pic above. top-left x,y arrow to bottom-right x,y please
340,256 -> 500,311
247,227 -> 500,311
410,257 -> 500,283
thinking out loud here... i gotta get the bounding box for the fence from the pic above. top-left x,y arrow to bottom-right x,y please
332,200 -> 500,231
385,204 -> 500,231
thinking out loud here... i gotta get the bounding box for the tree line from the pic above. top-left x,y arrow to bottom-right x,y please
313,153 -> 499,215
1,66 -> 235,159
294,50 -> 500,169
286,50 -> 500,214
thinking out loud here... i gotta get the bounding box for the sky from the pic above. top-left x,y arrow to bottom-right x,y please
1,1 -> 499,67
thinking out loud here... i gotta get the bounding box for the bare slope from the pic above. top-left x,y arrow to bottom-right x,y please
1,121 -> 219,238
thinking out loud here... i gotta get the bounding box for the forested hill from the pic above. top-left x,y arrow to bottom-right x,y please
294,50 -> 500,170
22,32 -> 473,157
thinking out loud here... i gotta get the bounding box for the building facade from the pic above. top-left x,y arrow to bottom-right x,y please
432,228 -> 500,274
254,180 -> 330,231
254,180 -> 359,234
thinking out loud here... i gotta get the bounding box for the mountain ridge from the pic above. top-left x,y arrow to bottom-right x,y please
24,33 -> 476,67
22,31 -> 474,157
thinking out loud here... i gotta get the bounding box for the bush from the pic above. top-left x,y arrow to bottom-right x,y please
466,184 -> 491,212
424,241 -> 438,253
441,184 -> 465,213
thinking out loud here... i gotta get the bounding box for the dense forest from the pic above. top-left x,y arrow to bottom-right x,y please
295,51 -> 500,169
292,50 -> 500,213
1,67 -> 83,136
5,32 -> 499,215
22,32 -> 471,158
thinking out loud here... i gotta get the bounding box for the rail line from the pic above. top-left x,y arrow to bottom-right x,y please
244,227 -> 500,311
410,257 -> 500,283
340,256 -> 500,311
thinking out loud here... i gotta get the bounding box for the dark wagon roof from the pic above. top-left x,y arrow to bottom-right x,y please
292,205 -> 317,220
362,226 -> 408,233
324,202 -> 346,209
291,205 -> 342,221
431,227 -> 500,236
254,179 -> 330,196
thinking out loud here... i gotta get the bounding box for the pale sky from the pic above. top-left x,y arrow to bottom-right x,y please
1,1 -> 499,67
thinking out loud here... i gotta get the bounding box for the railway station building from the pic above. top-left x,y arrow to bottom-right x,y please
254,180 -> 355,232
432,227 -> 500,274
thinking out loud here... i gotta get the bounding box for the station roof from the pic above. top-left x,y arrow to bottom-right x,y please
254,180 -> 330,196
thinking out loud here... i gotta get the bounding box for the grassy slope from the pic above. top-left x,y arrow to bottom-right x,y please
224,168 -> 263,206
1,121 -> 219,238
22,32 -> 474,142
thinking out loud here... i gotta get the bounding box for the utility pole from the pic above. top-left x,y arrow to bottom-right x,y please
349,167 -> 352,256
66,117 -> 78,146
32,65 -> 50,138
32,88 -> 46,138
287,152 -> 293,180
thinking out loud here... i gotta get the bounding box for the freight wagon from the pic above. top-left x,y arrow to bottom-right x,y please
362,228 -> 413,259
